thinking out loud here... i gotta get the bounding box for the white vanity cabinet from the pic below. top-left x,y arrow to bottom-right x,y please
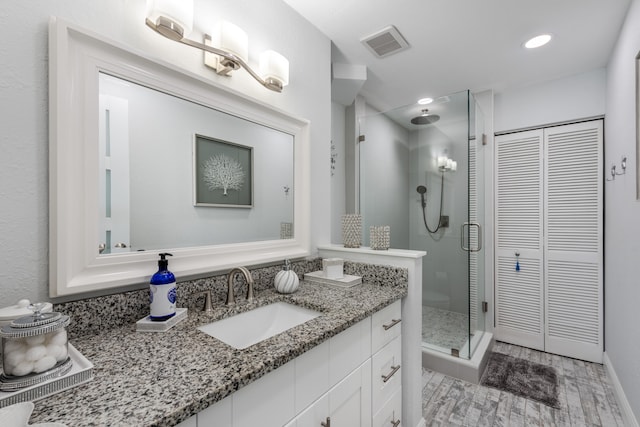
371,300 -> 402,426
286,317 -> 373,427
181,299 -> 402,427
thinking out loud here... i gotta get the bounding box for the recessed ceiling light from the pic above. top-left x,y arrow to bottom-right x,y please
524,34 -> 552,49
418,97 -> 433,105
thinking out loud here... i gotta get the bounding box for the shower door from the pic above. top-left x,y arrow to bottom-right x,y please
466,96 -> 486,359
358,90 -> 486,360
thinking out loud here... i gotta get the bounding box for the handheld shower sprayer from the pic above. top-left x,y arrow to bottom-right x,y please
416,185 -> 427,208
417,179 -> 445,234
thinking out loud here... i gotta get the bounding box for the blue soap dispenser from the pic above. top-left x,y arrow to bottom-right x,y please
150,253 -> 176,321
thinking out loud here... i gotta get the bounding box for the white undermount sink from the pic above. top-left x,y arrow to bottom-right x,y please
198,302 -> 321,349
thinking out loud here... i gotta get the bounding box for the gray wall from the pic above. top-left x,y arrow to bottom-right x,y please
359,104 -> 411,250
331,102 -> 347,243
604,0 -> 640,419
0,0 -> 330,304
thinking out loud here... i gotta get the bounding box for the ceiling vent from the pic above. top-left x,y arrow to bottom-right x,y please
361,25 -> 410,58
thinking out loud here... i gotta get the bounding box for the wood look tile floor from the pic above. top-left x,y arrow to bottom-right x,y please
422,341 -> 624,426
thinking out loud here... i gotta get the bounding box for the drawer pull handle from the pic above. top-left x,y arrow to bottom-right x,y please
383,318 -> 401,330
390,419 -> 401,427
382,365 -> 401,383
321,416 -> 331,427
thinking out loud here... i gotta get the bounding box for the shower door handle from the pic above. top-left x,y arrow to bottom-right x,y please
461,222 -> 482,252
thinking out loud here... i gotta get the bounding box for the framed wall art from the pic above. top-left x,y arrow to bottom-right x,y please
193,134 -> 253,207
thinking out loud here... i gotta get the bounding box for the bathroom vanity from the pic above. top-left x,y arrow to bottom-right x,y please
28,280 -> 406,426
40,18 -> 413,427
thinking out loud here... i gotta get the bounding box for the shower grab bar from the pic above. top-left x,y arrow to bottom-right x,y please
461,222 -> 482,252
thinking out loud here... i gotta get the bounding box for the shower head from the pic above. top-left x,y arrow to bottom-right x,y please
411,109 -> 440,125
416,185 -> 427,194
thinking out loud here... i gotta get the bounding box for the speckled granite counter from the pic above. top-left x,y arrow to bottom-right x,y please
29,278 -> 406,426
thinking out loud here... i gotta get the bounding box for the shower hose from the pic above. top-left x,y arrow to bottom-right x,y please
421,171 -> 445,234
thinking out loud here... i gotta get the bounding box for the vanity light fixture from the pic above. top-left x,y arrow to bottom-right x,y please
437,156 -> 457,172
145,0 -> 289,92
524,34 -> 552,49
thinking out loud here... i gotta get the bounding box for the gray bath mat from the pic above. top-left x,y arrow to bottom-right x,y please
480,351 -> 560,408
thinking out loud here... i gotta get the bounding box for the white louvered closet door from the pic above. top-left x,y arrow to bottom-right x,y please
495,130 -> 545,351
544,121 -> 603,363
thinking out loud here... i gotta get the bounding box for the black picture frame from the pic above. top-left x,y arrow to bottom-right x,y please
193,134 -> 253,207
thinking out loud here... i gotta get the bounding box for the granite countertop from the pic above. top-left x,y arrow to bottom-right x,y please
29,280 -> 407,426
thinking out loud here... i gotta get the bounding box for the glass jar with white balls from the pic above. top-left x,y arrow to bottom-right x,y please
0,303 -> 72,391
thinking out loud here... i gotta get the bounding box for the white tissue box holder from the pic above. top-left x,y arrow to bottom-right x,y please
322,258 -> 344,279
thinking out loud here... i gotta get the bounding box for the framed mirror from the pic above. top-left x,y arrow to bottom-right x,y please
637,51 -> 640,200
49,18 -> 310,297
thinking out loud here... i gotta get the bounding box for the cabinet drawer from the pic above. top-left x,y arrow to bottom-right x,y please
371,300 -> 401,354
371,335 -> 402,409
373,387 -> 402,427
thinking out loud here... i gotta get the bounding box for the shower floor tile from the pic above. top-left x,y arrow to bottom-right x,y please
422,306 -> 469,351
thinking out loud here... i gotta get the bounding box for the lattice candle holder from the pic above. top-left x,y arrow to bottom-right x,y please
342,214 -> 362,248
370,225 -> 390,250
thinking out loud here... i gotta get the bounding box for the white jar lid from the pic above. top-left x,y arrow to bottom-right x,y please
0,299 -> 52,322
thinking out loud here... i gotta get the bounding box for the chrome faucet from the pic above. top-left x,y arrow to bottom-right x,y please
226,266 -> 254,305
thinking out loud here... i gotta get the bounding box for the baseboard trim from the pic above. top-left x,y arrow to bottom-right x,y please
603,351 -> 639,427
415,417 -> 426,427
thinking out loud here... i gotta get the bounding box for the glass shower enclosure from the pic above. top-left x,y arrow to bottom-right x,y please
358,90 -> 486,359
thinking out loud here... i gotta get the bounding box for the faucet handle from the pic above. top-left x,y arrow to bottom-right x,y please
200,290 -> 213,312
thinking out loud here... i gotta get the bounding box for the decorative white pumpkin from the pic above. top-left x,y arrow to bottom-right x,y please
274,259 -> 299,294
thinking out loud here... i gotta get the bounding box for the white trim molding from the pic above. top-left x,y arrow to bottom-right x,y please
49,17 -> 310,297
604,352 -> 640,427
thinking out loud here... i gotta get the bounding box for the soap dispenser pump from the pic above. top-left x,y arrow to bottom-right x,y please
150,253 -> 176,321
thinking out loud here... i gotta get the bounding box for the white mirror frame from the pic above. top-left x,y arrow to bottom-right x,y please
49,17 -> 310,297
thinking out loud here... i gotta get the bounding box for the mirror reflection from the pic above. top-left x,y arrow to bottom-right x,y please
98,73 -> 294,255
